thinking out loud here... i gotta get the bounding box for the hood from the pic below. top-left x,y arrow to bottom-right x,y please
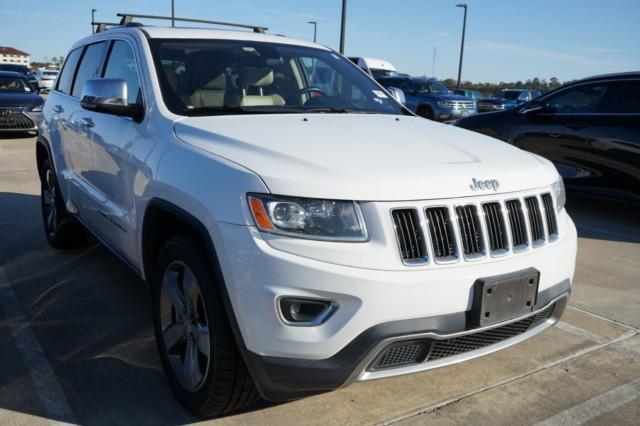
419,93 -> 471,102
0,92 -> 42,108
174,114 -> 557,201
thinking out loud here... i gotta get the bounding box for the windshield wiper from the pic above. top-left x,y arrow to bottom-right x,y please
186,105 -> 306,115
305,107 -> 382,114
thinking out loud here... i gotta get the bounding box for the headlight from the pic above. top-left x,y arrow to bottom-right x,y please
30,105 -> 43,112
437,100 -> 452,108
248,194 -> 367,241
551,176 -> 566,213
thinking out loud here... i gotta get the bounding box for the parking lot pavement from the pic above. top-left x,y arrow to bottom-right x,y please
0,135 -> 638,425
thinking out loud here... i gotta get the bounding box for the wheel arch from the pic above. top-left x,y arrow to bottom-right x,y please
141,198 -> 248,350
35,136 -> 53,180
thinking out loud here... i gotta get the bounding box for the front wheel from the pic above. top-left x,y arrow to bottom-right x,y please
417,105 -> 435,120
152,234 -> 259,417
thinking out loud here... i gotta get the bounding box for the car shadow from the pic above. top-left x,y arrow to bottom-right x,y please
565,192 -> 640,243
0,191 -> 286,424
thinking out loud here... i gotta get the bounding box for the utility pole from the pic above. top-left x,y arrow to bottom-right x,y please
432,47 -> 437,78
456,3 -> 468,88
339,0 -> 347,54
171,0 -> 175,27
308,21 -> 317,43
91,8 -> 97,34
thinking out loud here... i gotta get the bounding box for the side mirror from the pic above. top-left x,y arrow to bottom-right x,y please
386,86 -> 406,104
520,100 -> 554,115
80,78 -> 143,121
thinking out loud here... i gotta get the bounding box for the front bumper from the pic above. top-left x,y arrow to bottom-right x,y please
437,107 -> 477,121
216,211 -> 577,401
243,284 -> 569,401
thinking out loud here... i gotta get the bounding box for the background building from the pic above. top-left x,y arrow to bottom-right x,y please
0,46 -> 30,66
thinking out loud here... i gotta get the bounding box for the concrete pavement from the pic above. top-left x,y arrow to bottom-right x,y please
0,135 -> 638,425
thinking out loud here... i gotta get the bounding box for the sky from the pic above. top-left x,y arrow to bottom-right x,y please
1,0 -> 638,83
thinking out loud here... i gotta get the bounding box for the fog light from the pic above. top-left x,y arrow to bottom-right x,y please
279,297 -> 337,325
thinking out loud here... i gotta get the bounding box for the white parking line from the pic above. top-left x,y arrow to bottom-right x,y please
0,266 -> 76,424
534,377 -> 640,426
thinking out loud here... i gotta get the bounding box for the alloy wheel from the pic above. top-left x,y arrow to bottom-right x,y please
160,261 -> 211,392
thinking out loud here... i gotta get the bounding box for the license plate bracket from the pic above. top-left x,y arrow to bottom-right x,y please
471,269 -> 539,327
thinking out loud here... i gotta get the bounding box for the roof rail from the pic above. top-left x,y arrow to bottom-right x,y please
116,13 -> 268,33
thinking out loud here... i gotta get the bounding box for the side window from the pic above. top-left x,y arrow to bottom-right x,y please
545,83 -> 609,113
610,81 -> 640,113
72,41 -> 108,98
103,40 -> 142,105
56,48 -> 82,94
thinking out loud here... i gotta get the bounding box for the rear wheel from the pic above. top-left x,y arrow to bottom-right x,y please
40,158 -> 87,249
152,234 -> 259,417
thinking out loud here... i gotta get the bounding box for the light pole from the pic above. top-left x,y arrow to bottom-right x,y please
308,21 -> 317,43
171,0 -> 175,27
455,3 -> 467,89
339,0 -> 347,54
91,8 -> 97,33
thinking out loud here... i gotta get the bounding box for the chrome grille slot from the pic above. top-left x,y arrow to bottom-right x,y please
541,193 -> 558,238
426,207 -> 457,261
455,205 -> 483,258
392,209 -> 427,264
483,202 -> 508,252
525,196 -> 545,244
0,107 -> 34,130
506,199 -> 528,249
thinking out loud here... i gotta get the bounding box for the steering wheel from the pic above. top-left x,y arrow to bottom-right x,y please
295,87 -> 327,99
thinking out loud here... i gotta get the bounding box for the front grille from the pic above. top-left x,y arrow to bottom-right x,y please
541,193 -> 558,237
426,303 -> 555,361
0,107 -> 34,130
370,341 -> 429,370
392,209 -> 427,263
525,196 -> 545,243
483,202 -> 508,252
426,207 -> 457,260
368,303 -> 555,371
506,199 -> 528,248
391,191 -> 560,265
455,205 -> 483,256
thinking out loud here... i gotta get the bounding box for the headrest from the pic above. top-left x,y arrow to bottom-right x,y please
239,67 -> 274,88
204,73 -> 226,90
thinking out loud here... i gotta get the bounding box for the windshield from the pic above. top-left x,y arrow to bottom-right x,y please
43,71 -> 58,76
414,80 -> 451,94
499,90 -> 522,100
370,69 -> 403,79
150,39 -> 405,116
0,76 -> 30,92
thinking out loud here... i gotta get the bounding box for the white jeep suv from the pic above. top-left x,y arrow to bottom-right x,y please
37,14 -> 577,417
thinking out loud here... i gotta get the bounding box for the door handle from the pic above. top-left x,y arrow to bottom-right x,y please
80,117 -> 94,128
53,105 -> 64,114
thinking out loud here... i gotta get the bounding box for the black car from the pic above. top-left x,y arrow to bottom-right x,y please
0,63 -> 39,91
0,71 -> 44,133
455,72 -> 640,203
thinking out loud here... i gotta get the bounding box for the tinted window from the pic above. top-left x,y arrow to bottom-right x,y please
611,81 -> 640,113
103,40 -> 142,105
56,48 -> 82,94
0,76 -> 30,92
545,83 -> 609,113
72,42 -> 107,98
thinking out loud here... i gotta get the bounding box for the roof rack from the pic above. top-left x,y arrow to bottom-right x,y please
116,13 -> 268,33
92,21 -> 122,33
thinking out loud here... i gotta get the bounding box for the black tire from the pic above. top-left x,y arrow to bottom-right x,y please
40,158 -> 88,249
152,234 -> 259,417
417,105 -> 435,120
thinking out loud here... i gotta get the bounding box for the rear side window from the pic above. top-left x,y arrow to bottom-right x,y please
611,81 -> 640,113
72,41 -> 108,98
103,40 -> 142,105
56,48 -> 82,94
546,83 -> 609,113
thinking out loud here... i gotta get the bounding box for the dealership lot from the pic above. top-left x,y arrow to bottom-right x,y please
0,135 -> 638,425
